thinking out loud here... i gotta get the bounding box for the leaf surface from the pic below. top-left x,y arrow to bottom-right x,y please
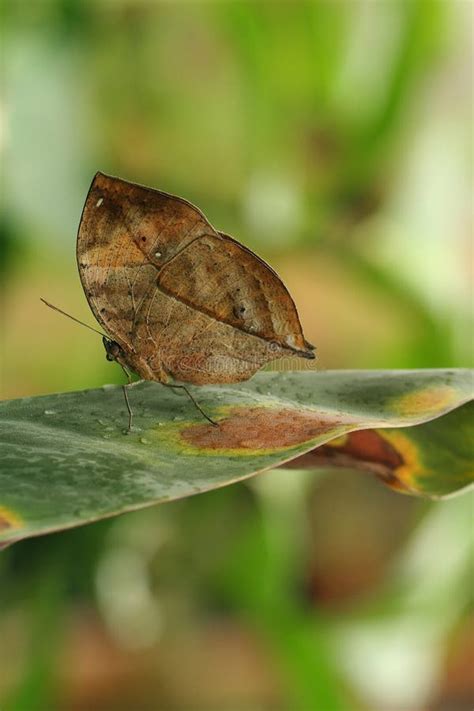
0,369 -> 472,544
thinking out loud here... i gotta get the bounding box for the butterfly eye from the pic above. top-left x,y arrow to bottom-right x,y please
102,337 -> 122,362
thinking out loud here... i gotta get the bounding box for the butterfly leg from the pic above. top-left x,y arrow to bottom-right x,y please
120,365 -> 134,431
162,383 -> 218,427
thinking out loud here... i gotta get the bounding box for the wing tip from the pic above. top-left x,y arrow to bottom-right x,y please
284,336 -> 316,360
299,348 -> 316,360
285,343 -> 316,360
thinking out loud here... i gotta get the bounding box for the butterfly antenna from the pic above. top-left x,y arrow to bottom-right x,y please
40,298 -> 106,339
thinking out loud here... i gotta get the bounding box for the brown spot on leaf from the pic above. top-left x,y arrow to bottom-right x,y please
284,430 -> 410,492
181,406 -> 348,451
327,430 -> 404,469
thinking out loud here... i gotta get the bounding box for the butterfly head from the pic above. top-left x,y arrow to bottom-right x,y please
102,336 -> 124,362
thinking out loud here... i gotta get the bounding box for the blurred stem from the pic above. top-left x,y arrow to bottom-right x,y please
5,552 -> 66,711
216,2 -> 270,165
306,0 -> 352,112
258,602 -> 350,711
224,474 -> 355,711
346,0 -> 444,192
363,0 -> 443,149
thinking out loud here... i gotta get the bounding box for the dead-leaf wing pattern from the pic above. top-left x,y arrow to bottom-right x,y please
77,174 -> 210,332
154,232 -> 309,352
77,172 -> 314,384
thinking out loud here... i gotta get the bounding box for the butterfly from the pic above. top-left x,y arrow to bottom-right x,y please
45,172 -> 315,429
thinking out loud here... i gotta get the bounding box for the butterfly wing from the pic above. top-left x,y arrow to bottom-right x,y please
77,172 -> 314,384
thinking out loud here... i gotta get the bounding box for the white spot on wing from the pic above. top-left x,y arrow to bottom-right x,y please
96,198 -> 104,207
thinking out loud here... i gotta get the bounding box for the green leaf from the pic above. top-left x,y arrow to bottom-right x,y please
0,369 -> 472,545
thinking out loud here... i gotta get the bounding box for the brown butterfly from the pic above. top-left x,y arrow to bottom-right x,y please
44,172 -> 315,429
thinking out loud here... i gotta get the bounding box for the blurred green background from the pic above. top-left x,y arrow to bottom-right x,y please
1,1 -> 473,710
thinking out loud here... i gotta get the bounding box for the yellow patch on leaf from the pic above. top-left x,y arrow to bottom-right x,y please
0,506 -> 23,532
392,386 -> 458,419
377,430 -> 424,491
325,434 -> 349,448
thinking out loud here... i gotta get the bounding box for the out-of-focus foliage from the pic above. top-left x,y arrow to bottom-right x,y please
2,0 -> 472,400
1,1 -> 472,710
